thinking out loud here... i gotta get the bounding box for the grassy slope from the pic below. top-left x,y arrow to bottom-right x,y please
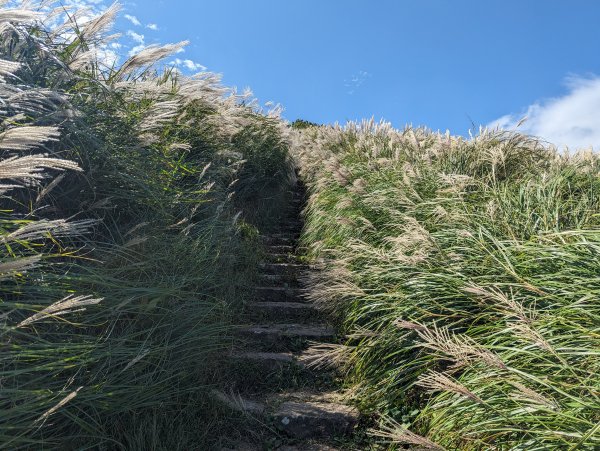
0,4 -> 294,449
293,120 -> 600,450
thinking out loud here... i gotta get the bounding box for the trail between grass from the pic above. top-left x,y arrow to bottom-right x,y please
213,180 -> 360,450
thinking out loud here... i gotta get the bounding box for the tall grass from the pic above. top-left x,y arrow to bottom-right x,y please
1,2 -> 294,448
292,119 -> 600,449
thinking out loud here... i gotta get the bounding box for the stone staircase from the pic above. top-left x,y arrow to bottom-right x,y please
214,183 -> 359,450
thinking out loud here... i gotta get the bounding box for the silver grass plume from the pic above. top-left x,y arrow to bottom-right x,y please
0,58 -> 21,77
118,41 -> 189,78
417,370 -> 483,403
507,381 -> 559,410
2,87 -> 70,117
78,2 -> 120,43
297,342 -> 354,370
138,99 -> 180,134
411,323 -> 507,370
0,8 -> 43,24
33,386 -> 83,426
0,155 -> 81,194
35,172 -> 65,203
0,255 -> 41,280
372,418 -> 446,450
17,294 -> 103,327
0,126 -> 61,151
1,219 -> 95,243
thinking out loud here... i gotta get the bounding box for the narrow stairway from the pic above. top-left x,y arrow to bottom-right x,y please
215,181 -> 359,450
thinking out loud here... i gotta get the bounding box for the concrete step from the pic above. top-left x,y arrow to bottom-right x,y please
254,286 -> 304,302
239,324 -> 335,340
246,301 -> 317,321
258,273 -> 301,287
211,391 -> 359,440
231,351 -> 301,373
276,445 -> 340,451
259,262 -> 309,275
273,400 -> 358,439
211,389 -> 266,415
234,350 -> 295,364
238,324 -> 336,350
263,254 -> 302,265
231,345 -> 332,371
264,244 -> 295,254
261,235 -> 297,246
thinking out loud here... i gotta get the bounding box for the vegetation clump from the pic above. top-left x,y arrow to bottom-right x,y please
0,2 -> 294,448
292,119 -> 600,450
2,2 -> 599,450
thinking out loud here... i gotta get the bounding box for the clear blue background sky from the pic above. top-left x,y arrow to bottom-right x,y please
110,0 -> 600,145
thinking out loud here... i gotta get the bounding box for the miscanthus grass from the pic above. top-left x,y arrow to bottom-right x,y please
1,1 -> 294,448
292,119 -> 600,450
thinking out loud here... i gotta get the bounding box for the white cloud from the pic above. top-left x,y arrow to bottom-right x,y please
489,75 -> 600,151
344,70 -> 371,95
170,58 -> 206,72
126,30 -> 145,44
124,14 -> 141,26
128,44 -> 147,57
146,23 -> 158,30
95,47 -> 119,68
182,59 -> 206,71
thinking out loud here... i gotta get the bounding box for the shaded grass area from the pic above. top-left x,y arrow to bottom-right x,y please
0,3 -> 294,449
293,120 -> 600,449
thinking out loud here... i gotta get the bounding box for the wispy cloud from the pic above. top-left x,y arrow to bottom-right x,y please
170,58 -> 206,72
124,14 -> 141,26
126,30 -> 145,44
489,75 -> 600,150
344,70 -> 371,95
146,23 -> 158,31
128,44 -> 146,57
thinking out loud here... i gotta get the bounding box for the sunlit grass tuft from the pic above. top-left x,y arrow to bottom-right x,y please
0,1 -> 294,448
293,119 -> 600,449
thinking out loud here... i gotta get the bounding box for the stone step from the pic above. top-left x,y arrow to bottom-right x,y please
259,273 -> 301,287
234,350 -> 296,363
259,262 -> 309,275
220,442 -> 341,451
264,254 -> 301,265
265,244 -> 295,254
231,346 -> 330,371
237,324 -> 336,349
254,286 -> 304,302
276,445 -> 340,451
246,301 -> 317,321
239,324 -> 335,340
260,235 -> 297,246
278,224 -> 303,232
211,391 -> 359,440
231,351 -> 301,373
211,389 -> 266,415
273,400 -> 358,439
225,351 -> 316,391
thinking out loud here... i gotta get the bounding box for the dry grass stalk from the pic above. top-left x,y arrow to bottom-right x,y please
417,371 -> 483,403
372,418 -> 446,450
17,295 -> 103,327
34,386 -> 83,426
0,126 -> 61,151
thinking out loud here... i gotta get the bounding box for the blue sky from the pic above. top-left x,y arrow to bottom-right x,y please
79,0 -> 600,148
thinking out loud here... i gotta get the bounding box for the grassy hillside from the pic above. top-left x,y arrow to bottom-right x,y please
0,3 -> 293,448
2,3 -> 599,450
292,120 -> 600,450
